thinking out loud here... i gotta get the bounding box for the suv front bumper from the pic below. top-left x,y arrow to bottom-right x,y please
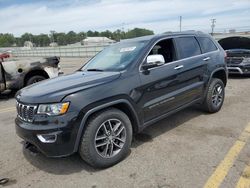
227,64 -> 250,75
15,112 -> 81,157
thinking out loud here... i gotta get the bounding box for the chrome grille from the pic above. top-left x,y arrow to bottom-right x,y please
226,57 -> 243,64
16,101 -> 37,122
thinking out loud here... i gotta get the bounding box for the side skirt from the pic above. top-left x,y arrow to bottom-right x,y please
139,98 -> 202,132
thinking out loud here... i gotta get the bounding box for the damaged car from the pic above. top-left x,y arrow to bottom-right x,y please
226,49 -> 250,75
0,56 -> 61,93
218,36 -> 250,75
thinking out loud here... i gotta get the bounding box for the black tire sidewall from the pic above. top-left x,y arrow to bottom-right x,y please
206,78 -> 225,113
80,109 -> 132,168
26,75 -> 46,86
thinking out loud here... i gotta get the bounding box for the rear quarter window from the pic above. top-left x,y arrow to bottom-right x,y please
175,37 -> 201,59
197,37 -> 218,53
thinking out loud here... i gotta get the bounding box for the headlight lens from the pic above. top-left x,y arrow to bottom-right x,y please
37,102 -> 70,116
242,58 -> 250,64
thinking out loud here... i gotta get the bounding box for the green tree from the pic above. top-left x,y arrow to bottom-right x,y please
0,33 -> 15,47
0,28 -> 155,47
20,33 -> 34,43
125,28 -> 154,39
54,32 -> 67,46
66,31 -> 79,44
100,30 -> 113,39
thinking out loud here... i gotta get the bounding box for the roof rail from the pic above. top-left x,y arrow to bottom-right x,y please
162,30 -> 204,35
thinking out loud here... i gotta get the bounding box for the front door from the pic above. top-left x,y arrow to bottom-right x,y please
138,36 -> 206,124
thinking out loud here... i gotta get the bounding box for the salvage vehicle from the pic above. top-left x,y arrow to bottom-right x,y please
226,49 -> 250,75
15,31 -> 227,168
0,51 -> 10,61
0,57 -> 61,93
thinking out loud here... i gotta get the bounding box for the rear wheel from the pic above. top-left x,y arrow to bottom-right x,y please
202,78 -> 225,113
26,75 -> 46,86
79,108 -> 132,168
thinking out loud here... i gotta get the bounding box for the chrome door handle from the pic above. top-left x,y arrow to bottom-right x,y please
203,57 -> 211,61
174,65 -> 184,70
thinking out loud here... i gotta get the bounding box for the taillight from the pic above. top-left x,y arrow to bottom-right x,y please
224,51 -> 227,62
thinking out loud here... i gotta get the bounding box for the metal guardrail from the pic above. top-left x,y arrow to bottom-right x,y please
8,45 -> 110,58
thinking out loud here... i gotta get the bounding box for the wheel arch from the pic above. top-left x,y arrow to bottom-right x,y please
203,68 -> 227,101
24,69 -> 49,86
210,68 -> 228,87
73,99 -> 140,152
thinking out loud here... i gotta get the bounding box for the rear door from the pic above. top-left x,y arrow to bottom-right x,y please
196,36 -> 219,68
173,36 -> 208,104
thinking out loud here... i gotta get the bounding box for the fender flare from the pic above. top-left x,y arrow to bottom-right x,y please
73,99 -> 139,152
23,68 -> 49,86
203,67 -> 228,98
209,67 -> 228,85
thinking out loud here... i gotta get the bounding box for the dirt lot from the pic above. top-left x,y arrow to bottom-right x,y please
0,57 -> 250,188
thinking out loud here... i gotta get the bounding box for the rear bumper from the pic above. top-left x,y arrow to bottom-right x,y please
15,112 -> 81,157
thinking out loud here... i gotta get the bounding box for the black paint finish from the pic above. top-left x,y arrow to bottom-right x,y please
15,31 -> 227,157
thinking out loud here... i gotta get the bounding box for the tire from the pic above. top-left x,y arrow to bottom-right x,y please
26,75 -> 46,86
79,108 -> 133,168
202,78 -> 225,113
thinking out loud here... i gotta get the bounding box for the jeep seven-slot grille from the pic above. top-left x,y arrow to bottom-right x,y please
16,101 -> 37,122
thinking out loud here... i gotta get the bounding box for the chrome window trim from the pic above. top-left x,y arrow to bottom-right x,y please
139,35 -> 219,72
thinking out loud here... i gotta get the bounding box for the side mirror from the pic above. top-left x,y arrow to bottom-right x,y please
142,55 -> 165,70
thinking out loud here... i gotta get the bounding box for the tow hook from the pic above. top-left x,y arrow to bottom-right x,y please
0,178 -> 9,185
23,142 -> 39,156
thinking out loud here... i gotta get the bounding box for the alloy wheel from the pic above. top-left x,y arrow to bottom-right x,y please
212,84 -> 223,107
94,119 -> 126,158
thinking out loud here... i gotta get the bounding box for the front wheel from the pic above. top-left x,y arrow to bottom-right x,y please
202,78 -> 225,113
26,75 -> 46,86
79,108 -> 133,168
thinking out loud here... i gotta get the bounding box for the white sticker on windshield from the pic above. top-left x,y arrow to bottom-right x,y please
120,47 -> 136,52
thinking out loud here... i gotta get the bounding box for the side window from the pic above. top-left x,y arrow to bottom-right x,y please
175,37 -> 201,59
198,37 -> 218,53
148,39 -> 176,63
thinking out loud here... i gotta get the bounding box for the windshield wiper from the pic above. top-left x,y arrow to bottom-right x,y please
86,68 -> 104,72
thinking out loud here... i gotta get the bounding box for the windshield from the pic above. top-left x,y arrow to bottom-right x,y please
82,41 -> 147,71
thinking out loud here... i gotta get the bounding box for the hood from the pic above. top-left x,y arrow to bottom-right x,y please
16,71 -> 121,103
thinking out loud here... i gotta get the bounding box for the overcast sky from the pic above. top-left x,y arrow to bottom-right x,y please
0,0 -> 249,36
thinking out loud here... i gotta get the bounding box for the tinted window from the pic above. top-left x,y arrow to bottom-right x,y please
148,39 -> 176,63
175,37 -> 201,59
198,37 -> 217,53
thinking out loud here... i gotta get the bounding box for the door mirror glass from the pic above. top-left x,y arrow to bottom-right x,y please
142,55 -> 165,70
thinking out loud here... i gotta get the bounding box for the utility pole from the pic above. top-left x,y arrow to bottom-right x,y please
50,30 -> 55,43
211,19 -> 216,36
179,16 -> 182,32
122,22 -> 125,39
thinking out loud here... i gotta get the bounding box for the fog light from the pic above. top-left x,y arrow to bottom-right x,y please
37,134 -> 57,143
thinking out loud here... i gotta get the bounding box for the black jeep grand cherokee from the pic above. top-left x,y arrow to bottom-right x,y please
15,31 -> 227,168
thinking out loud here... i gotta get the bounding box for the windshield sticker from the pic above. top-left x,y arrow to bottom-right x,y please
120,47 -> 136,52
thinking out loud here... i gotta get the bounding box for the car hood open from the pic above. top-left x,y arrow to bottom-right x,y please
16,71 -> 121,103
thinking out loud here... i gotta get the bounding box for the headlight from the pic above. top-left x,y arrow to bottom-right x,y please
242,58 -> 250,64
37,102 -> 70,116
